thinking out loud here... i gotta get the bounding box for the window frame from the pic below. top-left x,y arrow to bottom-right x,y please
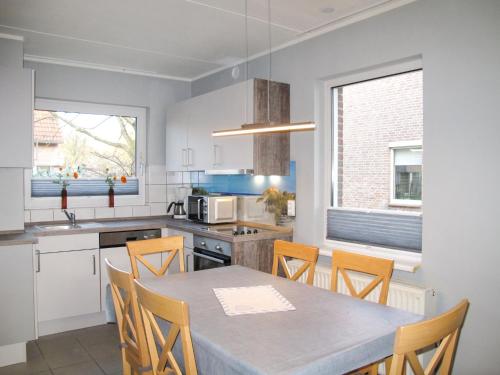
320,59 -> 423,271
26,99 -> 147,209
389,140 -> 423,208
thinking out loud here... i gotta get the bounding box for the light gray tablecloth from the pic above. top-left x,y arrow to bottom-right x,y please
141,265 -> 422,375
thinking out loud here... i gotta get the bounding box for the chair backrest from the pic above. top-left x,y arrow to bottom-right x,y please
389,299 -> 469,375
134,280 -> 198,375
127,236 -> 185,279
105,259 -> 151,374
331,250 -> 394,304
272,240 -> 319,285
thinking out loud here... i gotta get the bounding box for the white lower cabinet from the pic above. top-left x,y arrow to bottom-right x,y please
36,249 -> 100,323
162,228 -> 194,272
100,246 -> 161,310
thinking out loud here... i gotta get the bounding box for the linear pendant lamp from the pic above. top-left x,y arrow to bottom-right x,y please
213,121 -> 316,137
211,0 -> 315,138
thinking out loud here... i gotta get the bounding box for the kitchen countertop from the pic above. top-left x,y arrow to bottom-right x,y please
0,216 -> 293,246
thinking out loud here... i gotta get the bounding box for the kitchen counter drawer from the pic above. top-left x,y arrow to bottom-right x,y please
36,233 -> 99,253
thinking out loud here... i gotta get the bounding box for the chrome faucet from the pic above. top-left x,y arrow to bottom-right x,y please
63,210 -> 76,226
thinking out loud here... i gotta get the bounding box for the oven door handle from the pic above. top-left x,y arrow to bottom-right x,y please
193,251 -> 226,264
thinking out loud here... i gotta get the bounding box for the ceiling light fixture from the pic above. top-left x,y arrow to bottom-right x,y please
213,121 -> 316,137
212,0 -> 316,137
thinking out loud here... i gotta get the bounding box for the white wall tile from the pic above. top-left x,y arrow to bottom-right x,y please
166,186 -> 177,204
95,207 -> 115,219
150,203 -> 167,216
115,206 -> 133,218
31,209 -> 54,223
74,208 -> 95,220
53,208 -> 74,221
24,210 -> 31,223
133,206 -> 151,217
166,171 -> 183,185
147,165 -> 167,185
148,185 -> 167,203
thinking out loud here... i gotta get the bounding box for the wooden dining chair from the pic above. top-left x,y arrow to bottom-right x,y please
272,240 -> 319,285
331,250 -> 394,375
105,259 -> 152,375
134,279 -> 198,375
331,249 -> 394,304
127,236 -> 185,279
389,299 -> 469,375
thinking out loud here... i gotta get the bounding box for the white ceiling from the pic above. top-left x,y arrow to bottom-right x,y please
0,0 -> 414,81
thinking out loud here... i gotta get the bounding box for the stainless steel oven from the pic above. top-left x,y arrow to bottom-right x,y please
193,235 -> 231,271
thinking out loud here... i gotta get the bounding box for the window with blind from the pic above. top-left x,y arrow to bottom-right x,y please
31,100 -> 145,198
329,70 -> 423,252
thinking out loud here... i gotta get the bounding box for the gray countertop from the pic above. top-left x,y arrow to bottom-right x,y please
0,216 -> 292,246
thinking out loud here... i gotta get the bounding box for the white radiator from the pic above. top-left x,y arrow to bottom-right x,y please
287,260 -> 434,316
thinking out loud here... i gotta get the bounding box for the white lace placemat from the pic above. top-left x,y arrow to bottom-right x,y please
213,285 -> 296,316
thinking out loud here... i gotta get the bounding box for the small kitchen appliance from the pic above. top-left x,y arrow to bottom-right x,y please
167,200 -> 187,219
187,195 -> 237,224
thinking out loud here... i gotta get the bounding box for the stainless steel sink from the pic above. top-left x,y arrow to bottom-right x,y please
37,224 -> 82,230
36,222 -> 104,231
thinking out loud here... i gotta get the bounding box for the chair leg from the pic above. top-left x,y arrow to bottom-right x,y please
385,356 -> 392,374
368,363 -> 378,375
123,359 -> 132,375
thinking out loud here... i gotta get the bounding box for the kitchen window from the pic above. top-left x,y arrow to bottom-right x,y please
28,99 -> 146,208
328,69 -> 423,253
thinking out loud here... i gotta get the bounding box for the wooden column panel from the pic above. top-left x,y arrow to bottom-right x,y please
253,79 -> 291,176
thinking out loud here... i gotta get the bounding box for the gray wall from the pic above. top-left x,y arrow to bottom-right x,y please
24,62 -> 190,166
192,0 -> 500,373
0,38 -> 23,68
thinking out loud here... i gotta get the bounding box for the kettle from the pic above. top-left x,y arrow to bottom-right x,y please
167,201 -> 186,219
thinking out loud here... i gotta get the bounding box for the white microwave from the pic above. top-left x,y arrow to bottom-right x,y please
187,195 -> 237,224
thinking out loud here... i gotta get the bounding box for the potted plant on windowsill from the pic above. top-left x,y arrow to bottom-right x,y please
257,187 -> 295,226
53,167 -> 79,209
105,169 -> 127,208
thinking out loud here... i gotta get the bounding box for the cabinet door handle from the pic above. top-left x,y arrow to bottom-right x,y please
181,148 -> 187,167
92,254 -> 96,275
187,148 -> 193,166
185,253 -> 192,272
36,250 -> 41,273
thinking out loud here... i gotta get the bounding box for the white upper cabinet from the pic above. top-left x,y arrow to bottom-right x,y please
166,100 -> 189,171
0,168 -> 24,231
0,66 -> 33,168
166,80 -> 254,171
209,80 -> 254,170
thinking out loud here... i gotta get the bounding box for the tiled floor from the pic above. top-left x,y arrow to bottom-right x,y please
0,324 -> 122,375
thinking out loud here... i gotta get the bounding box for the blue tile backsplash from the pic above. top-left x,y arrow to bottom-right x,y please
191,161 -> 296,195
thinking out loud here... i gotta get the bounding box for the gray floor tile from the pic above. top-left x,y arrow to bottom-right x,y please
51,361 -> 104,375
0,342 -> 50,375
83,339 -> 121,375
74,324 -> 119,350
92,354 -> 122,375
0,326 -> 122,375
37,335 -> 91,369
0,362 -> 52,375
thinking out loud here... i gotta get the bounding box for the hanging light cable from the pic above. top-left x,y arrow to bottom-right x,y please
212,0 -> 315,137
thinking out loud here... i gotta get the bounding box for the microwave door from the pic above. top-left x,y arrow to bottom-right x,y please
214,198 -> 236,223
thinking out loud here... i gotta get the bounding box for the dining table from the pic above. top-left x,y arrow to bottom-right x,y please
140,265 -> 422,375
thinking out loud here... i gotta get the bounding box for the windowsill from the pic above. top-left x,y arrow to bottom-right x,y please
322,239 -> 422,273
25,195 -> 145,209
24,170 -> 145,209
389,199 -> 422,208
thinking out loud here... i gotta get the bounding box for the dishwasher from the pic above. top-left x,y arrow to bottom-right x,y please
99,229 -> 161,322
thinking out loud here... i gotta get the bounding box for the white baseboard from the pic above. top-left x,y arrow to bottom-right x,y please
0,342 -> 26,367
38,312 -> 107,336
